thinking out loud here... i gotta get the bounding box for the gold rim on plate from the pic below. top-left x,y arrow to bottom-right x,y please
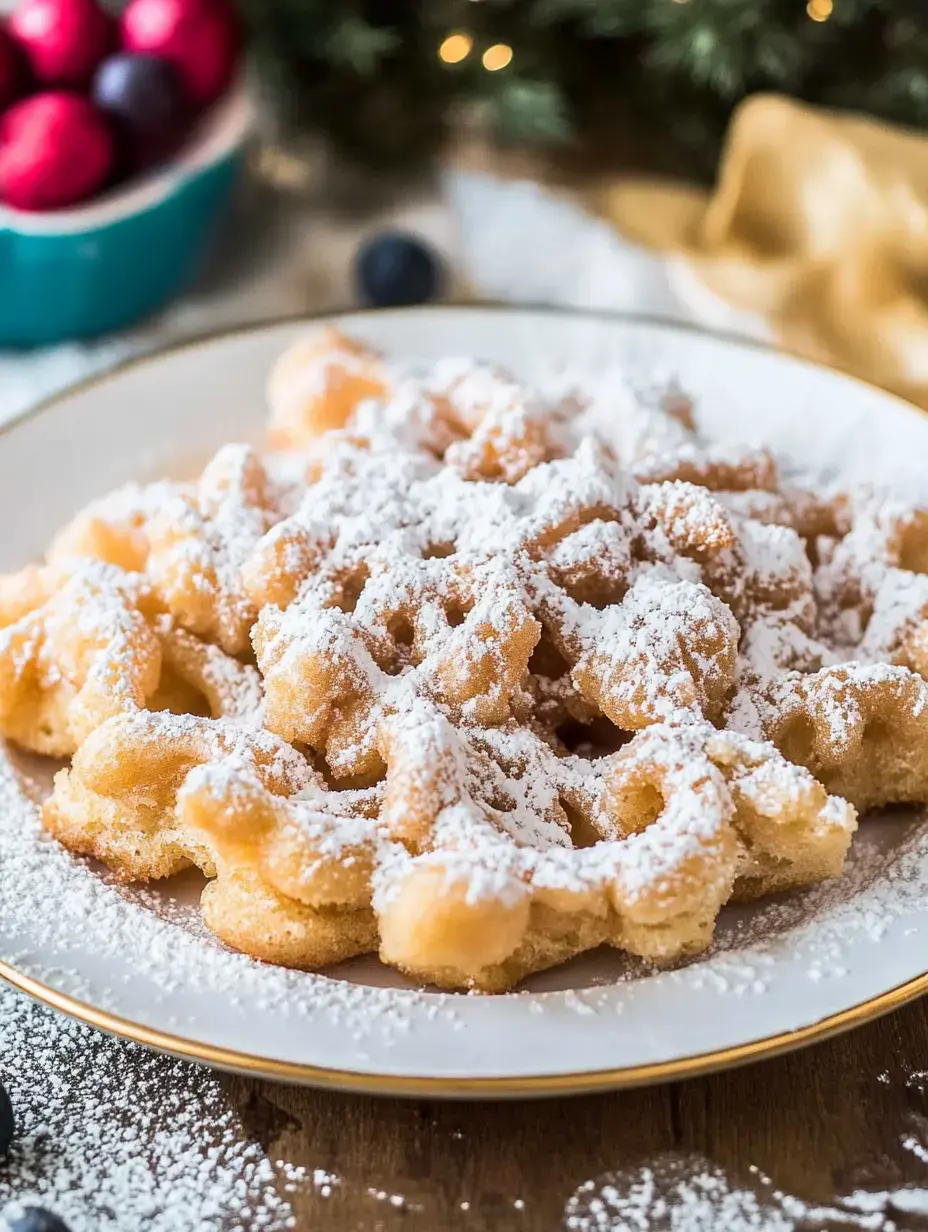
4,956 -> 928,1097
2,305 -> 927,1098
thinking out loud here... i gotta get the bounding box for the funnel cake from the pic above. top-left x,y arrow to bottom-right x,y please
22,326 -> 928,991
266,326 -> 782,493
727,492 -> 928,810
244,434 -> 741,775
0,557 -> 262,756
45,702 -> 854,990
48,445 -> 290,656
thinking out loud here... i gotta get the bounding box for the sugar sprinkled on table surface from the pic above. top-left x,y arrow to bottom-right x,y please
6,1045 -> 928,1232
0,981 -> 305,1232
562,1151 -> 928,1231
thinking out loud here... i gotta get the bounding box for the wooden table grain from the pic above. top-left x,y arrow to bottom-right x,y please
222,997 -> 928,1230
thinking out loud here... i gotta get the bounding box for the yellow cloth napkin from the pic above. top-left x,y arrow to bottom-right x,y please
592,94 -> 928,410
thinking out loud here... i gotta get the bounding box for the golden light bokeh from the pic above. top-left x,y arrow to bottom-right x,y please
482,43 -> 513,71
438,32 -> 473,64
807,0 -> 833,21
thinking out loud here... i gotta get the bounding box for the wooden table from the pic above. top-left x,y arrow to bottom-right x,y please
220,996 -> 928,1230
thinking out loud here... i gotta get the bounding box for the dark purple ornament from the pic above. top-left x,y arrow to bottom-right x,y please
91,51 -> 186,170
0,24 -> 25,111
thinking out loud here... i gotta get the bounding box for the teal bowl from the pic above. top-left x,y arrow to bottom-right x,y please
0,80 -> 251,347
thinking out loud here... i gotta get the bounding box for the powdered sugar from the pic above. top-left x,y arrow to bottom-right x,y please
12,309 -> 928,1232
0,982 -> 308,1231
0,740 -> 461,1044
0,712 -> 924,1071
562,1154 -> 928,1231
560,1080 -> 928,1232
146,445 -> 285,656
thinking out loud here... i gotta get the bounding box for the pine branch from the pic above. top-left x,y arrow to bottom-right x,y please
490,77 -> 572,144
325,18 -> 399,76
236,0 -> 928,174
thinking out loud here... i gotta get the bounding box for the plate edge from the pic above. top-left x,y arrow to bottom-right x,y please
3,957 -> 927,1097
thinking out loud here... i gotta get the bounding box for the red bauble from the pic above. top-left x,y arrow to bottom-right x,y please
0,92 -> 113,210
8,0 -> 112,87
121,0 -> 238,108
0,26 -> 23,110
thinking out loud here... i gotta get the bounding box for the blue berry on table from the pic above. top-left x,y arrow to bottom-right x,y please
0,1079 -> 13,1159
8,1211 -> 71,1232
355,231 -> 442,308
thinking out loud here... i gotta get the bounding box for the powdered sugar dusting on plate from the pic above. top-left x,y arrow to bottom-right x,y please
3,720 -> 928,1032
0,743 -> 460,1040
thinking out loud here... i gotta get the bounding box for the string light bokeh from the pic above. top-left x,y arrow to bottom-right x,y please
438,32 -> 473,64
438,30 -> 513,70
807,0 -> 834,19
482,43 -> 513,71
438,0 -> 835,84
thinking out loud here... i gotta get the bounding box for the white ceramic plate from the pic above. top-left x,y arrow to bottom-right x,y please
3,307 -> 928,1098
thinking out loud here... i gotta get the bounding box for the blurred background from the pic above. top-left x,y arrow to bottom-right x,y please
0,0 -> 926,413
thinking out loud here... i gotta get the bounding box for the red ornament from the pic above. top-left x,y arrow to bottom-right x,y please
121,0 -> 238,108
0,26 -> 23,110
0,92 -> 113,211
8,0 -> 111,88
